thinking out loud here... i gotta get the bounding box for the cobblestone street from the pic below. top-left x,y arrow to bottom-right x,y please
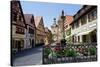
13,46 -> 42,66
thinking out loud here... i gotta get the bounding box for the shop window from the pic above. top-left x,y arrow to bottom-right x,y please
90,31 -> 97,42
78,36 -> 80,42
32,39 -> 34,47
82,35 -> 87,43
12,39 -> 16,48
21,40 -> 24,48
30,39 -> 31,46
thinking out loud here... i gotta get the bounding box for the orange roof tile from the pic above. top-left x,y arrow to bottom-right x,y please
64,15 -> 73,25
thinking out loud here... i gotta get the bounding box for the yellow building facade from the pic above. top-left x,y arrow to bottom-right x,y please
44,27 -> 52,45
34,16 -> 46,45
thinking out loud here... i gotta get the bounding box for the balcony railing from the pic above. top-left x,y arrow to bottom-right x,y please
43,43 -> 97,64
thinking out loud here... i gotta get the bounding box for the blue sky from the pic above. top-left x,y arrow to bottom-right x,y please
20,1 -> 82,29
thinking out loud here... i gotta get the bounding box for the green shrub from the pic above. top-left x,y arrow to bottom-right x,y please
48,51 -> 57,59
56,50 -> 64,57
89,47 -> 96,55
64,48 -> 77,57
44,47 -> 51,58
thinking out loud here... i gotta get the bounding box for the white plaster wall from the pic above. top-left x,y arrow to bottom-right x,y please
71,19 -> 97,36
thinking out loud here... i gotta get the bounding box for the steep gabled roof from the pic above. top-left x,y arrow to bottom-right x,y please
11,1 -> 27,28
34,16 -> 42,27
24,14 -> 33,24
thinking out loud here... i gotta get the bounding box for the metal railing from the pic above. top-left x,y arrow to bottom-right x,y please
43,43 -> 97,64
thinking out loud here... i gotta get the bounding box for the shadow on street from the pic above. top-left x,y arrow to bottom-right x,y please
13,46 -> 43,58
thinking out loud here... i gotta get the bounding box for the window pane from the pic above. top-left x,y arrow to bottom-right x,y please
76,21 -> 79,28
88,10 -> 97,22
93,10 -> 97,19
81,16 -> 87,25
